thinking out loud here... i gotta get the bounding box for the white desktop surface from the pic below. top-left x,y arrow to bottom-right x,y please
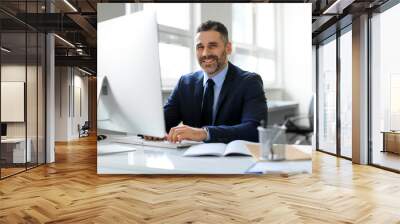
98,137 -> 312,175
1,138 -> 26,143
1,137 -> 32,163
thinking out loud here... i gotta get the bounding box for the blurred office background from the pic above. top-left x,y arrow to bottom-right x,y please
1,0 -> 400,178
98,3 -> 313,146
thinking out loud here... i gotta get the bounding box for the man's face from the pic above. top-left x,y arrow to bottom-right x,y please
195,30 -> 232,76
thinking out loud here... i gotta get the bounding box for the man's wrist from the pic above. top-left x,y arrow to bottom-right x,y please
202,127 -> 210,141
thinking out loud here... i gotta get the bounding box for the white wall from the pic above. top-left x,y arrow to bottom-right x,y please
281,4 -> 313,115
1,65 -> 37,137
55,67 -> 89,141
312,45 -> 317,149
99,3 -> 311,112
46,31 -> 56,163
2,63 -> 47,162
55,67 -> 68,141
1,65 -> 27,141
72,74 -> 89,137
200,3 -> 312,108
201,3 -> 232,35
98,3 -> 129,23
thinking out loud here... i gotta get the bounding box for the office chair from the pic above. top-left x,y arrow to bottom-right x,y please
284,96 -> 314,145
79,121 -> 90,138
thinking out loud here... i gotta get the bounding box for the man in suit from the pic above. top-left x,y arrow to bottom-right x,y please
163,20 -> 266,143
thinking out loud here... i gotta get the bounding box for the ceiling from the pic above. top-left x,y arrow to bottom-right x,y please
0,0 -> 392,75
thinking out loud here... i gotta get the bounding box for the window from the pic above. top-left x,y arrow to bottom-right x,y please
231,3 -> 277,87
390,74 -> 400,130
318,37 -> 337,155
371,2 -> 400,171
234,54 -> 276,83
0,1 -> 46,179
158,43 -> 191,80
232,4 -> 253,45
137,3 -> 304,89
339,29 -> 352,158
256,5 -> 275,50
143,3 -> 190,30
142,3 -> 195,88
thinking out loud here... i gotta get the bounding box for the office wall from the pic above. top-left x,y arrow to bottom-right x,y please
97,3 -> 127,23
88,77 -> 97,132
100,3 -> 307,112
281,4 -> 312,115
55,67 -> 89,141
1,65 -> 42,138
1,3 -> 48,178
1,63 -> 45,169
55,67 -> 69,141
74,73 -> 89,136
194,3 -> 309,105
312,46 -> 317,94
312,45 -> 317,149
1,65 -> 25,138
201,4 -> 231,35
1,82 -> 24,122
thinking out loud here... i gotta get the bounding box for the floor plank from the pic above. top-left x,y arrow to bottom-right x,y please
1,136 -> 400,223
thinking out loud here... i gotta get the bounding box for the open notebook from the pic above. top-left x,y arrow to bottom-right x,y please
183,140 -> 311,161
183,140 -> 251,157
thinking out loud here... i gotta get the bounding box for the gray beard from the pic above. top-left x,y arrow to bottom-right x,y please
204,52 -> 227,76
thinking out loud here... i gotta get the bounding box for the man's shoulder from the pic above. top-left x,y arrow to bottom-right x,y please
179,70 -> 203,85
229,63 -> 261,82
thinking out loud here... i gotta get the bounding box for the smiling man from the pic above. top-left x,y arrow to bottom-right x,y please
163,20 -> 267,143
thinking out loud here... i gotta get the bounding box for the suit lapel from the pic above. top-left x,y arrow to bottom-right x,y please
194,73 -> 204,127
215,63 -> 235,123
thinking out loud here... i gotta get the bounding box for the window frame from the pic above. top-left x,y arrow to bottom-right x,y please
369,1 -> 400,172
231,3 -> 281,88
138,3 -> 197,90
138,3 -> 283,90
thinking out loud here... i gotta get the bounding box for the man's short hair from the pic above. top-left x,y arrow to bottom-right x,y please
196,20 -> 229,44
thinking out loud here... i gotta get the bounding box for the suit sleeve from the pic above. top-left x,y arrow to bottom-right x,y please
163,77 -> 183,133
205,74 -> 267,143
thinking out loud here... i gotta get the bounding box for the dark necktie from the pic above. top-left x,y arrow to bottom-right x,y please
201,79 -> 215,126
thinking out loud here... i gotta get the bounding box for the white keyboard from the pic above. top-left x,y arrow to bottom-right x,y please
111,136 -> 201,149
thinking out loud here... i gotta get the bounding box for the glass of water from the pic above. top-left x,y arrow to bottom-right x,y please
258,125 -> 286,160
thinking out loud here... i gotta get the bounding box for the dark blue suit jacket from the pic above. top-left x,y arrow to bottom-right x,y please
164,62 -> 267,143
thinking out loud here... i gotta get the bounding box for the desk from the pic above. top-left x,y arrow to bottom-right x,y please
1,138 -> 31,163
381,131 -> 400,154
98,137 -> 312,175
267,100 -> 299,125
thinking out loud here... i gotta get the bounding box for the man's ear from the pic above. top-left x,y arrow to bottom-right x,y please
226,42 -> 232,55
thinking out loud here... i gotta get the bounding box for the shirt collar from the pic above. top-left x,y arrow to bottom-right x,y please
202,64 -> 229,88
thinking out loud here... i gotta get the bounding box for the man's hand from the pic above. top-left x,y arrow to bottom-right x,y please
167,125 -> 207,143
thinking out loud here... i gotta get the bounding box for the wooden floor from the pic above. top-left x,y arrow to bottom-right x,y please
372,150 -> 400,171
1,163 -> 45,178
1,167 -> 26,178
1,136 -> 400,223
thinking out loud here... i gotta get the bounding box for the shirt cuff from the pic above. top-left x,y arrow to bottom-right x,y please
203,127 -> 210,142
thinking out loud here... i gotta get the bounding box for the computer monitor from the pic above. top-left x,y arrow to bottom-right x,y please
1,123 -> 7,137
97,10 -> 166,138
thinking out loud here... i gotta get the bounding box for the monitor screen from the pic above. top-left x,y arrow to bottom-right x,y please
97,11 -> 166,137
